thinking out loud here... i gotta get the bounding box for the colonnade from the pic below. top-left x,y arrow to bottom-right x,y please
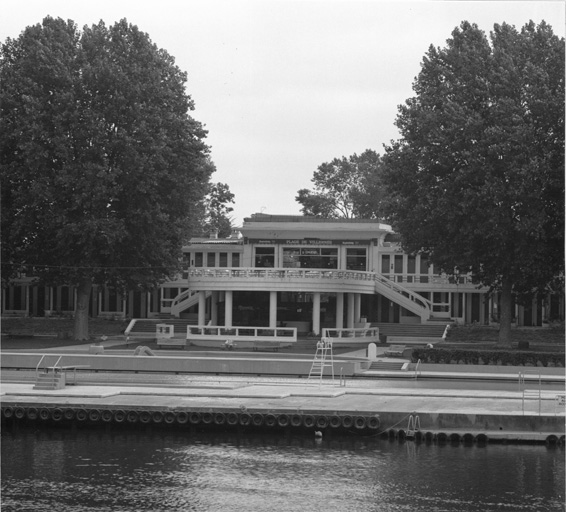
196,290 -> 364,334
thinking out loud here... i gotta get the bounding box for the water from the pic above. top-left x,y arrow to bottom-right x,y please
2,426 -> 564,512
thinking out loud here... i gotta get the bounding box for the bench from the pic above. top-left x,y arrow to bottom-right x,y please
384,345 -> 407,357
252,341 -> 283,352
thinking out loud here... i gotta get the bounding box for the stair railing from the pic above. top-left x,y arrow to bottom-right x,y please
35,355 -> 46,378
414,359 -> 421,380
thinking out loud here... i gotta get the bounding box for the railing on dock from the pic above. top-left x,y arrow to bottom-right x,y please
519,370 -> 542,415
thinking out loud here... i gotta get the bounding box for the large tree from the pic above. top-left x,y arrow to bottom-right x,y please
296,149 -> 385,218
381,21 -> 564,344
1,17 -> 211,340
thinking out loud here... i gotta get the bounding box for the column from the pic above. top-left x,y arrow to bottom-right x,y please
225,290 -> 233,327
335,292 -> 344,329
312,292 -> 321,335
347,293 -> 355,328
269,291 -> 277,328
198,291 -> 206,326
211,291 -> 219,325
354,293 -> 361,324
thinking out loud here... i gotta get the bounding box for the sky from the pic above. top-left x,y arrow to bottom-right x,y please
1,0 -> 564,225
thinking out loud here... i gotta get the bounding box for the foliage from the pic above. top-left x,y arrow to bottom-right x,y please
198,180 -> 235,238
381,21 -> 564,343
411,347 -> 565,367
1,17 -> 211,338
296,149 -> 385,218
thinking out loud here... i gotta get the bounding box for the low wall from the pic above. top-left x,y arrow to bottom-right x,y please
1,352 -> 364,377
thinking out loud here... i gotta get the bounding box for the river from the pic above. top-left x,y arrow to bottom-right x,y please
1,425 -> 564,511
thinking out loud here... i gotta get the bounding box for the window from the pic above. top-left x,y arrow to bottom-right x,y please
282,247 -> 337,269
194,252 -> 203,267
232,253 -> 240,267
219,253 -> 228,267
207,253 -> 215,267
346,248 -> 366,271
255,247 -> 275,267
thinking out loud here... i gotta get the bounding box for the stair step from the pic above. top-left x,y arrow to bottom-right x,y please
369,361 -> 405,371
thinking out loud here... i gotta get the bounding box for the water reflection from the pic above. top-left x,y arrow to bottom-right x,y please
2,427 -> 564,512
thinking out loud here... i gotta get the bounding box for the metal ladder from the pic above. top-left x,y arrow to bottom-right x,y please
520,370 -> 541,415
406,414 -> 421,439
308,337 -> 335,385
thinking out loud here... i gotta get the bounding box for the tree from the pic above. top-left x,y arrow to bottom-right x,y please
296,149 -> 385,218
381,21 -> 564,344
1,17 -> 211,340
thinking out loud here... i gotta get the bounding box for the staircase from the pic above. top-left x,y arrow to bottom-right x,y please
369,360 -> 406,371
170,290 -> 211,318
34,371 -> 65,390
373,274 -> 431,321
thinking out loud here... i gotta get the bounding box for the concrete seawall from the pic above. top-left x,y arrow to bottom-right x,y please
1,379 -> 564,444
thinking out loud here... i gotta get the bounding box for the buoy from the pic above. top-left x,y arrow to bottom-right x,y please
290,414 -> 302,427
462,433 -> 475,444
176,411 -> 189,424
316,416 -> 329,429
475,433 -> 488,445
201,412 -> 214,425
114,410 -> 126,423
76,409 -> 88,422
126,411 -> 138,423
277,414 -> 290,428
2,407 -> 14,419
341,415 -> 354,429
164,412 -> 176,424
315,431 -> 323,438
264,414 -> 277,427
239,413 -> 252,426
303,415 -> 316,428
14,407 -> 25,420
329,416 -> 341,429
546,435 -> 559,445
214,413 -> 226,425
366,416 -> 380,430
252,413 -> 264,427
63,409 -> 75,421
26,407 -> 38,420
152,411 -> 164,424
354,416 -> 366,430
449,433 -> 461,444
39,408 -> 51,421
189,412 -> 202,425
88,410 -> 101,422
226,412 -> 239,426
51,408 -> 63,422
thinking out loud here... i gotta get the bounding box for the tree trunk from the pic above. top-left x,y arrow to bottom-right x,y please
497,277 -> 513,346
74,278 -> 92,341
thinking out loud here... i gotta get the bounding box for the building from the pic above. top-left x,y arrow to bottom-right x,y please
2,213 -> 562,329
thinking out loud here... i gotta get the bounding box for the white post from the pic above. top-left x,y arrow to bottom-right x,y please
347,293 -> 355,328
354,293 -> 361,324
269,291 -> 277,328
225,290 -> 233,327
211,291 -> 218,325
198,291 -> 206,325
312,292 -> 321,335
336,292 -> 344,329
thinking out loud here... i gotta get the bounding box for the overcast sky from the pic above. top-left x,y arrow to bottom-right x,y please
2,1 -> 564,225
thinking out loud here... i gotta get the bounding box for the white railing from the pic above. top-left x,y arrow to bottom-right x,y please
187,267 -> 432,320
322,327 -> 379,340
188,267 -> 378,281
187,325 -> 297,342
373,273 -> 431,311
